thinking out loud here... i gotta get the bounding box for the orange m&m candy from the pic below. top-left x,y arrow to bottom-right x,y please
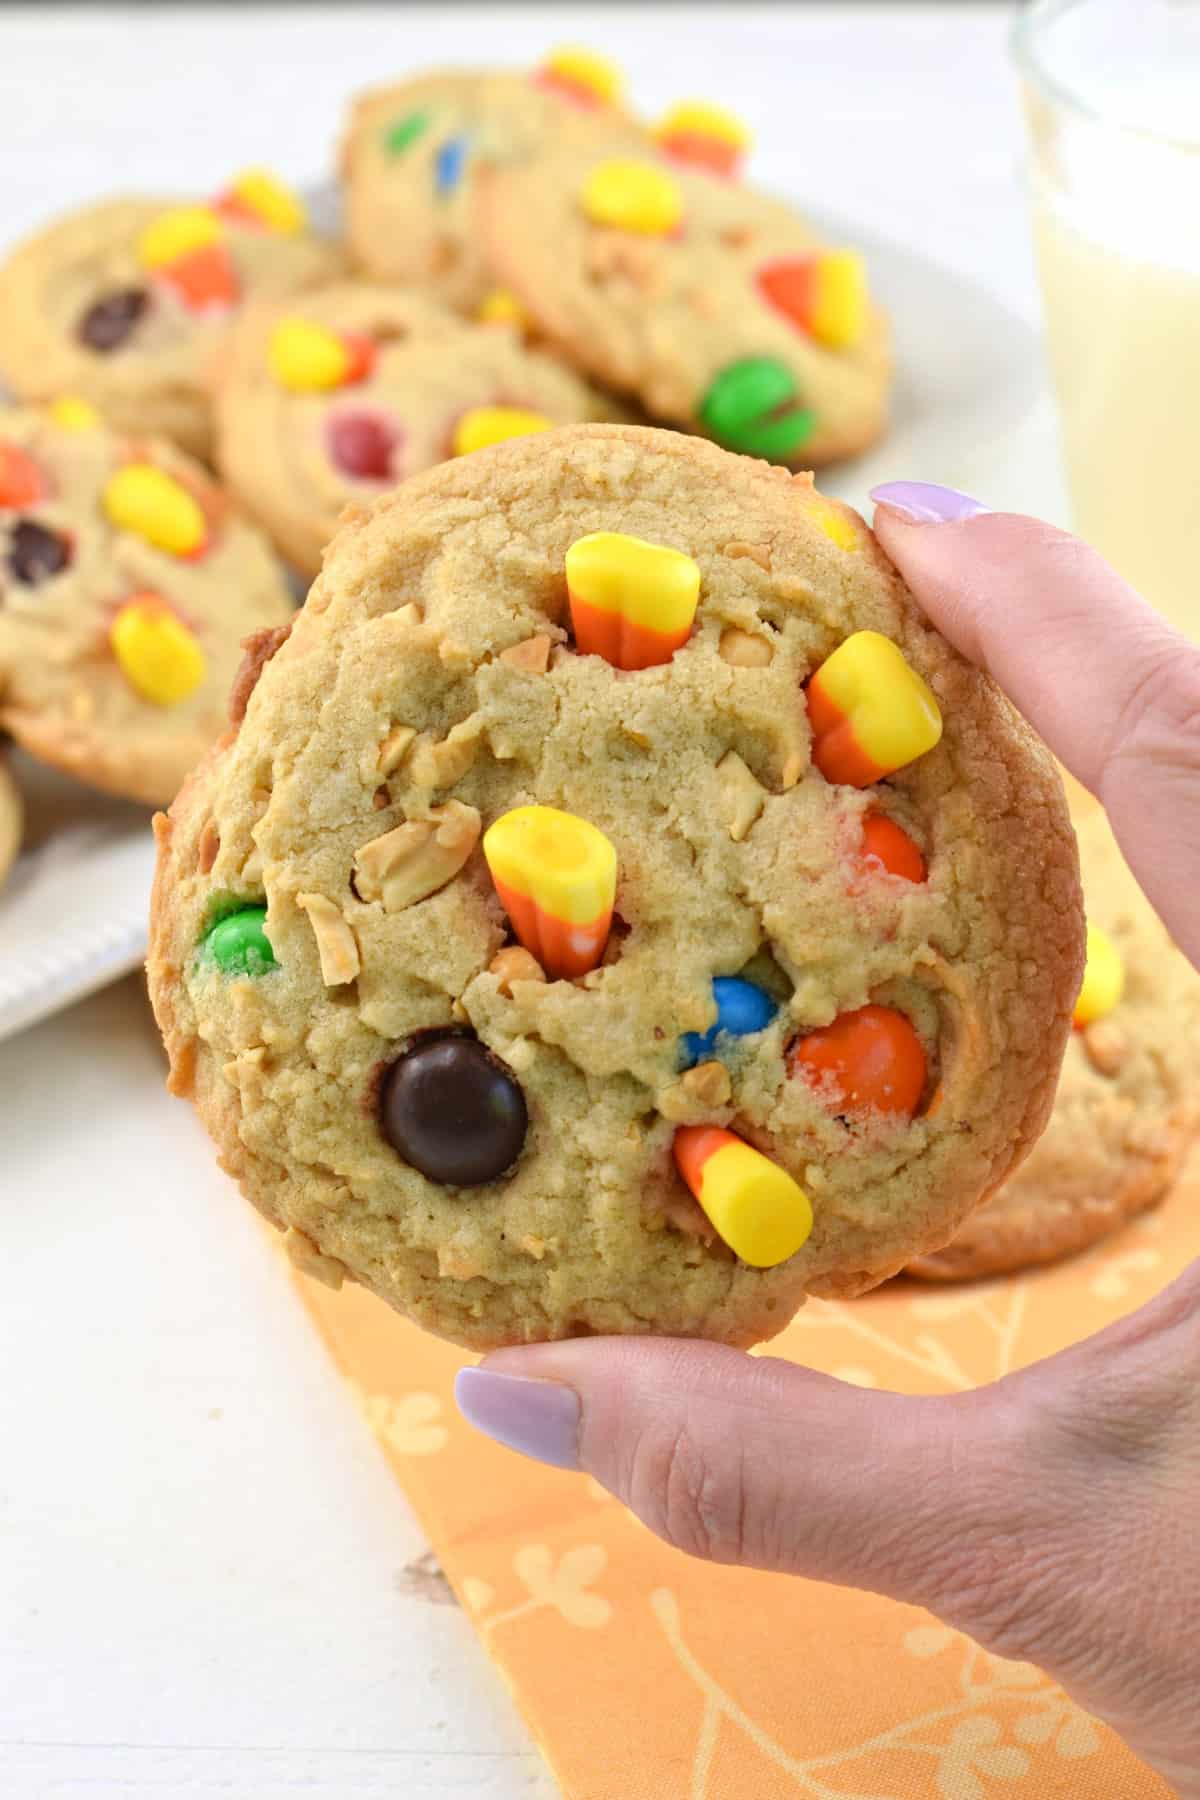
788,1004 -> 926,1120
0,443 -> 46,508
857,810 -> 927,884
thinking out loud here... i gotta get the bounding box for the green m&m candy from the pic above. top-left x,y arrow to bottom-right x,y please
383,110 -> 431,156
699,358 -> 815,461
201,905 -> 277,976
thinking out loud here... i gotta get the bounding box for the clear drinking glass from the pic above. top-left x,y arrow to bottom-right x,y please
1014,0 -> 1200,638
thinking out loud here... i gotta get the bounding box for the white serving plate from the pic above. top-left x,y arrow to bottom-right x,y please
0,213 -> 1039,1042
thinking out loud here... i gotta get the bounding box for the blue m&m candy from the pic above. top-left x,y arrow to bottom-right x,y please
435,134 -> 470,195
680,976 -> 777,1069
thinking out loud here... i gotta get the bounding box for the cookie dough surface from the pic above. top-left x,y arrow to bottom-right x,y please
481,147 -> 890,465
0,404 -> 294,806
215,281 -> 620,576
909,810 -> 1200,1281
0,755 -> 21,890
341,67 -> 641,311
149,426 -> 1082,1349
0,192 -> 340,459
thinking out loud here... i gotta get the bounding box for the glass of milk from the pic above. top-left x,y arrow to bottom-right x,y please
1015,0 -> 1200,637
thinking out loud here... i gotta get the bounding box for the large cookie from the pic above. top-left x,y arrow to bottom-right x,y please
148,425 -> 1082,1349
0,752 -> 20,891
909,810 -> 1200,1281
340,55 -> 642,313
481,145 -> 890,465
0,175 -> 340,459
215,281 -> 621,576
0,402 -> 293,806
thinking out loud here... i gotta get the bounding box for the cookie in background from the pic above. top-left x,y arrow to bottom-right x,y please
0,172 -> 340,460
909,808 -> 1200,1280
0,751 -> 21,891
214,281 -> 625,578
0,401 -> 293,807
148,424 -> 1082,1351
340,49 -> 643,312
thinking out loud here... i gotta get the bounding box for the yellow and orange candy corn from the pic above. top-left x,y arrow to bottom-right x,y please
652,101 -> 751,178
483,805 -> 616,981
533,46 -> 623,110
806,630 -> 942,788
137,207 -> 238,312
213,168 -> 307,235
673,1125 -> 812,1267
103,463 -> 209,558
0,442 -> 46,507
110,594 -> 206,706
566,531 -> 700,671
756,251 -> 868,351
1074,924 -> 1124,1028
581,159 -> 684,236
268,317 -> 376,392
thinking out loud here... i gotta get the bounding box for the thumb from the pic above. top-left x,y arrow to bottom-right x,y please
456,1338 -> 1030,1623
870,486 -> 1200,969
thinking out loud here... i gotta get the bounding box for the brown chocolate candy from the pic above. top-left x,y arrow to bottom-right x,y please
8,519 -> 71,585
379,1033 -> 528,1187
78,288 -> 148,352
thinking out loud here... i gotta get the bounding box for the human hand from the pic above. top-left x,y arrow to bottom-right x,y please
456,487 -> 1200,1797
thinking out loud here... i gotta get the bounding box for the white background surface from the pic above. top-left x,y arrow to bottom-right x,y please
0,7 -> 1068,1798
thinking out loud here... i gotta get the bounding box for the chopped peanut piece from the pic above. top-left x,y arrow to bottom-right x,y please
489,946 -> 547,994
409,713 -> 483,788
719,627 -> 773,668
377,723 -> 416,774
297,892 -> 361,985
282,1226 -> 347,1288
716,750 -> 767,842
499,633 -> 552,673
682,1060 -> 732,1106
1084,1020 -> 1129,1077
197,817 -> 220,874
353,800 -> 481,912
724,540 -> 771,571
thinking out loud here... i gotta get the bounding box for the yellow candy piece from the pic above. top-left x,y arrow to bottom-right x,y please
225,167 -> 306,234
1074,923 -> 1125,1027
103,463 -> 207,557
49,395 -> 101,431
674,1126 -> 812,1268
539,46 -> 624,107
811,250 -> 869,351
476,288 -> 530,329
137,206 -> 223,270
452,406 -> 554,457
807,631 -> 942,787
110,598 -> 206,706
581,159 -> 684,237
807,493 -> 859,553
566,530 -> 700,646
267,318 -> 354,392
653,100 -> 752,152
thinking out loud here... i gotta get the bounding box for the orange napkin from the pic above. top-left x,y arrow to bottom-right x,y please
291,1163 -> 1189,1800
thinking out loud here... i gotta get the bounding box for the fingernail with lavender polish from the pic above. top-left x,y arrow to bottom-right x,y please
869,481 -> 990,525
455,1366 -> 581,1470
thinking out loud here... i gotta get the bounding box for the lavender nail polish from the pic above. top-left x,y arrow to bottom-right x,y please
869,481 -> 990,524
455,1367 -> 581,1470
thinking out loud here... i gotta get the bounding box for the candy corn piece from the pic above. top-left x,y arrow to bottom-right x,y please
652,101 -> 751,178
268,318 -> 376,392
214,168 -> 307,235
807,630 -> 942,787
856,810 -> 927,884
566,531 -> 700,671
110,595 -> 206,706
1074,924 -> 1124,1027
788,1004 -> 926,1120
137,207 -> 238,312
103,464 -> 208,558
673,1126 -> 811,1267
452,406 -> 554,457
581,160 -> 684,236
534,46 -> 623,110
756,251 -> 869,351
0,442 -> 46,507
483,805 -> 616,980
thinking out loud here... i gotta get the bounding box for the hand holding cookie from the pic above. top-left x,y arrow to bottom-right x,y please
459,492 -> 1200,1800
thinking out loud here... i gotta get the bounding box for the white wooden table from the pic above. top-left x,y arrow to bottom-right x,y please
0,8 -> 1065,1796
